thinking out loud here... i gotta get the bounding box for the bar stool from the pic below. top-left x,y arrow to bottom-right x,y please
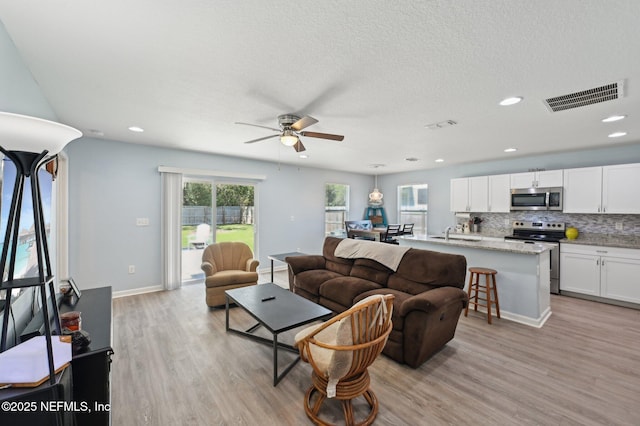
465,267 -> 500,324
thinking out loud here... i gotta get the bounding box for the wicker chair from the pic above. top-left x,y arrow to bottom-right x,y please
295,294 -> 394,426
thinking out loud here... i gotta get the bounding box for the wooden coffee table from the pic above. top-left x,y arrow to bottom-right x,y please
225,283 -> 332,386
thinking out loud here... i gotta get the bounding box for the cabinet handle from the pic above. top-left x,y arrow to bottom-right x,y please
603,206 -> 606,213
596,250 -> 608,254
596,259 -> 600,266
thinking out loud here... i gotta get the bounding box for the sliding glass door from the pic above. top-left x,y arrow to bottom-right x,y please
181,179 -> 256,285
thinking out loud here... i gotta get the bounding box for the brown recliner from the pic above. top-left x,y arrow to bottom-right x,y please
200,242 -> 259,307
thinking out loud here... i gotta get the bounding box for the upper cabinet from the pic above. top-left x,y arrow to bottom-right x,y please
564,163 -> 640,213
487,174 -> 511,213
510,169 -> 563,189
563,166 -> 602,213
602,163 -> 640,213
450,178 -> 470,212
450,176 -> 488,212
450,162 -> 640,214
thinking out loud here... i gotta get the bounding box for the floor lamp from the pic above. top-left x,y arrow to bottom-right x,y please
0,112 -> 81,386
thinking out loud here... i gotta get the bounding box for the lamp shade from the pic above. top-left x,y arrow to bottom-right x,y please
0,111 -> 82,154
280,129 -> 298,147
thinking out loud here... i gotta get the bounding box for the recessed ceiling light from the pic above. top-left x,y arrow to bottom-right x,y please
88,129 -> 104,136
499,96 -> 523,106
608,131 -> 627,138
435,158 -> 444,163
299,154 -> 308,159
368,163 -> 386,169
128,126 -> 144,132
405,157 -> 419,162
504,148 -> 518,153
602,115 -> 626,123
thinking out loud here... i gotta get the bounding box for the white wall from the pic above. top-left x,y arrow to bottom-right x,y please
64,138 -> 373,292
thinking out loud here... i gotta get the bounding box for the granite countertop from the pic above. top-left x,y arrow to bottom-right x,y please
400,235 -> 554,255
559,233 -> 640,250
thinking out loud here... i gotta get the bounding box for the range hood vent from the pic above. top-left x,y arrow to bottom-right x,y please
544,80 -> 625,112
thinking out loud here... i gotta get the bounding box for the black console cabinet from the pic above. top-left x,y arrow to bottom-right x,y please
0,286 -> 113,426
59,286 -> 113,426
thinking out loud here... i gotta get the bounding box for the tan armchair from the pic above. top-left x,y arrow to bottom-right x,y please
295,294 -> 394,425
201,242 -> 259,307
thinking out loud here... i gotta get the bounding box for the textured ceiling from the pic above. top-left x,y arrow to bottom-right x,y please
1,0 -> 640,174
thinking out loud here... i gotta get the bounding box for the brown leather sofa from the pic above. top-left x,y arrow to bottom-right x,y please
201,242 -> 259,307
286,236 -> 468,368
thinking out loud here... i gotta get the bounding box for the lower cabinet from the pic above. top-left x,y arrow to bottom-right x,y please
560,244 -> 640,304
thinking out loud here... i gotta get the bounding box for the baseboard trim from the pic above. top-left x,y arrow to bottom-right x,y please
466,306 -> 551,328
257,265 -> 288,274
113,285 -> 164,298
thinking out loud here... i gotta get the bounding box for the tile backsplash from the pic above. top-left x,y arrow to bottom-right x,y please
464,212 -> 640,236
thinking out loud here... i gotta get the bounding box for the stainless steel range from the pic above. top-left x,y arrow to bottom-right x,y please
504,221 -> 565,294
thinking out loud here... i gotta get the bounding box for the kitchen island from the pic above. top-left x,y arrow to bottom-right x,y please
399,235 -> 554,327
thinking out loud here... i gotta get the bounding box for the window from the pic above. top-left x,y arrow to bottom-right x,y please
398,183 -> 428,236
325,183 -> 349,236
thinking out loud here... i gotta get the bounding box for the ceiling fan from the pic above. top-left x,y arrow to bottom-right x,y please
235,114 -> 344,152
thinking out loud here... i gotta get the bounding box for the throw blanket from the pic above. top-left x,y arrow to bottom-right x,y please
335,238 -> 410,271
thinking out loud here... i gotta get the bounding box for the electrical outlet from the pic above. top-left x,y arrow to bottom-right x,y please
136,218 -> 149,226
128,265 -> 135,274
615,222 -> 623,231
505,219 -> 510,226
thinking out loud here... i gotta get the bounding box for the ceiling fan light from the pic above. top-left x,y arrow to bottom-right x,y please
280,130 -> 298,146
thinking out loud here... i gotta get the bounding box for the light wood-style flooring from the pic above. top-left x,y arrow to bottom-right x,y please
111,271 -> 640,425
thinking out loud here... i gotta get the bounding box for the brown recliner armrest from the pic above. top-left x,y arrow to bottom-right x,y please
201,260 -> 217,276
399,286 -> 468,316
285,255 -> 326,274
246,258 -> 259,272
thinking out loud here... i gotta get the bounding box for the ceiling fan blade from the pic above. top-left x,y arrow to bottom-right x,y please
293,140 -> 306,152
235,122 -> 281,132
291,115 -> 318,131
244,134 -> 280,144
299,131 -> 344,141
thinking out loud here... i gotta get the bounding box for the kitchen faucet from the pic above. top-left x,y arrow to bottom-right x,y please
445,226 -> 452,241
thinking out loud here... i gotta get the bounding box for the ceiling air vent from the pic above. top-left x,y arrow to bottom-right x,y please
544,80 -> 625,112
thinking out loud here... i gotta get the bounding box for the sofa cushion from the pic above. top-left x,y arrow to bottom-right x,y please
350,258 -> 392,286
205,270 -> 258,288
390,249 -> 467,294
320,277 -> 382,308
323,237 -> 354,275
295,269 -> 344,297
354,288 -> 412,332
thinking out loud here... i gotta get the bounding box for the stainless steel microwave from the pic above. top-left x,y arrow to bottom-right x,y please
510,187 -> 563,211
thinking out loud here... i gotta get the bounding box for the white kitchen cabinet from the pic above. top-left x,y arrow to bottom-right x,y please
560,251 -> 600,295
450,176 -> 488,212
564,163 -> 640,213
450,178 -> 470,212
560,244 -> 640,304
487,174 -> 510,212
563,166 -> 602,213
601,256 -> 640,303
602,163 -> 640,213
510,170 -> 563,189
469,176 -> 488,212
